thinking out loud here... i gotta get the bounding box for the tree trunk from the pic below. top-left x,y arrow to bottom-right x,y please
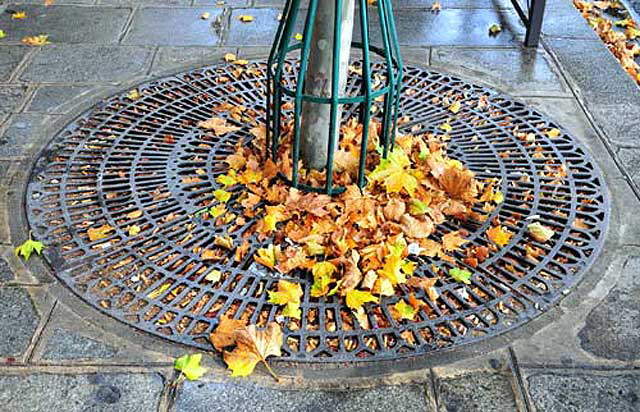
300,0 -> 356,170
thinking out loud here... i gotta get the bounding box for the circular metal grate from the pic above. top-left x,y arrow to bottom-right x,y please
25,61 -> 609,363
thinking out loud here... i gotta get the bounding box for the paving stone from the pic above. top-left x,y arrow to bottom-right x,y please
0,86 -> 27,125
98,0 -> 190,4
0,287 -> 39,359
0,257 -> 13,282
431,47 -> 566,96
0,5 -> 131,44
194,0 -> 250,5
41,328 -> 118,361
20,44 -> 154,83
0,113 -> 56,157
527,372 -> 640,412
227,8 -> 524,47
588,104 -> 640,147
25,86 -> 93,114
123,7 -> 223,46
542,0 -> 601,40
10,0 -> 94,3
151,46 -> 236,74
253,0 -> 511,8
0,46 -> 29,82
545,38 -> 639,105
434,372 -> 519,412
617,148 -> 640,188
175,381 -> 429,412
0,373 -> 164,411
578,256 -> 640,361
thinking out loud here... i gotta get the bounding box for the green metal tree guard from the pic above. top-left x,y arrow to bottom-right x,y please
266,0 -> 403,195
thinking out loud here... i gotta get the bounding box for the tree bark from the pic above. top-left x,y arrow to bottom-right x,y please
299,0 -> 355,170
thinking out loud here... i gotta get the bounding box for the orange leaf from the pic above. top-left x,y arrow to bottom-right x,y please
87,224 -> 114,242
209,315 -> 247,351
198,117 -> 241,136
486,225 -> 512,247
223,323 -> 282,379
442,230 -> 468,252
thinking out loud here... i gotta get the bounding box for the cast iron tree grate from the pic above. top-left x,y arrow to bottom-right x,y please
25,61 -> 609,362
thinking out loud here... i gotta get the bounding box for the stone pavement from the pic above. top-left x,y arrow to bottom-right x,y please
0,0 -> 639,411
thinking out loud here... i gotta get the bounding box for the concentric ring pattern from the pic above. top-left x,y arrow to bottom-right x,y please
25,61 -> 609,362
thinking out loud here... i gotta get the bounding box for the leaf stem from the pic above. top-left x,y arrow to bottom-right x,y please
261,359 -> 280,383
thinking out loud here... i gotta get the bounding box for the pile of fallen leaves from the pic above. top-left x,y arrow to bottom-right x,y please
574,0 -> 640,84
188,99 -> 535,376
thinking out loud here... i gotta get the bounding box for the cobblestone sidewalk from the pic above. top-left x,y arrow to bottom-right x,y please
0,0 -> 639,411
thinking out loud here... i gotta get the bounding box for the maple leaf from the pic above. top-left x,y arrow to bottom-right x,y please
449,267 -> 472,284
268,280 -> 303,319
345,289 -> 377,310
378,255 -> 407,285
437,165 -> 475,201
197,117 -> 241,135
486,225 -> 512,247
311,261 -> 337,297
368,147 -> 418,196
546,128 -> 560,138
224,53 -> 237,62
209,315 -> 247,351
22,35 -> 49,46
15,238 -> 45,261
442,230 -> 468,252
87,224 -> 114,242
527,222 -> 554,243
431,1 -> 441,12
383,198 -> 406,221
223,323 -> 282,380
213,235 -> 234,249
255,244 -> 280,269
391,299 -> 417,321
213,189 -> 231,203
12,11 -> 26,19
400,214 -> 434,239
174,354 -> 207,381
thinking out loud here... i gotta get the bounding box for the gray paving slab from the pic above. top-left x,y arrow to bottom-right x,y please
151,46 -> 236,74
0,287 -> 39,359
226,8 -> 525,46
24,86 -> 93,114
20,44 -> 154,83
431,46 -> 567,96
542,0 -> 601,40
545,38 -> 640,105
175,381 -> 429,412
578,255 -> 640,361
0,258 -> 13,282
588,104 -> 640,147
526,372 -> 640,412
253,0 -> 512,8
0,86 -> 27,125
434,372 -> 519,412
0,46 -> 30,82
0,373 -> 164,412
0,5 -> 131,44
41,328 -> 118,361
97,0 -> 191,4
123,7 -> 223,46
0,113 -> 58,157
10,0 -> 94,3
194,0 -> 250,5
616,148 -> 640,190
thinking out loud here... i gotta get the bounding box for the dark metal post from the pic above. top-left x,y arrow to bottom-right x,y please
524,0 -> 546,47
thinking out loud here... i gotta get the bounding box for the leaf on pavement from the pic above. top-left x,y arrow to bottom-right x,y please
223,322 -> 282,380
14,239 -> 45,261
174,353 -> 207,381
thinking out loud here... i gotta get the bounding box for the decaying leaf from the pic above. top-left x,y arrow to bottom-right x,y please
22,35 -> 49,46
88,224 -> 114,242
527,222 -> 554,242
221,322 -> 283,380
197,117 -> 241,135
209,315 -> 247,351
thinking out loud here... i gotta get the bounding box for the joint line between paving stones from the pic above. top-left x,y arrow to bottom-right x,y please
540,36 -> 640,201
428,369 -> 441,411
7,47 -> 39,85
25,299 -> 57,364
508,346 -> 533,412
118,6 -> 139,44
515,363 -> 640,371
147,47 -> 161,76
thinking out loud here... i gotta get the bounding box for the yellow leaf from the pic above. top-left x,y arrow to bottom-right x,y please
223,323 -> 282,379
378,255 -> 407,285
205,269 -> 222,283
200,12 -> 211,20
442,230 -> 468,252
224,53 -> 237,62
268,280 -> 303,319
486,225 -> 512,247
255,244 -> 279,269
0,30 -> 6,39
391,299 -> 417,321
546,128 -> 560,138
448,101 -> 461,114
311,261 -> 337,297
209,203 -> 226,218
213,235 -> 234,249
174,354 -> 207,381
527,222 -> 554,243
127,209 -> 143,219
214,189 -> 231,203
238,15 -> 255,22
87,224 -> 114,242
197,117 -> 241,135
345,289 -> 377,310
22,35 -> 49,46
294,32 -> 303,40
126,89 -> 140,100
128,225 -> 141,236
12,11 -> 26,19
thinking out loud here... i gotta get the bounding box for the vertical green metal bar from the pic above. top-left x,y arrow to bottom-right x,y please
291,0 -> 319,187
266,0 -> 293,158
271,0 -> 302,160
376,0 -> 394,158
356,0 -> 373,188
325,0 -> 343,194
382,0 -> 403,149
